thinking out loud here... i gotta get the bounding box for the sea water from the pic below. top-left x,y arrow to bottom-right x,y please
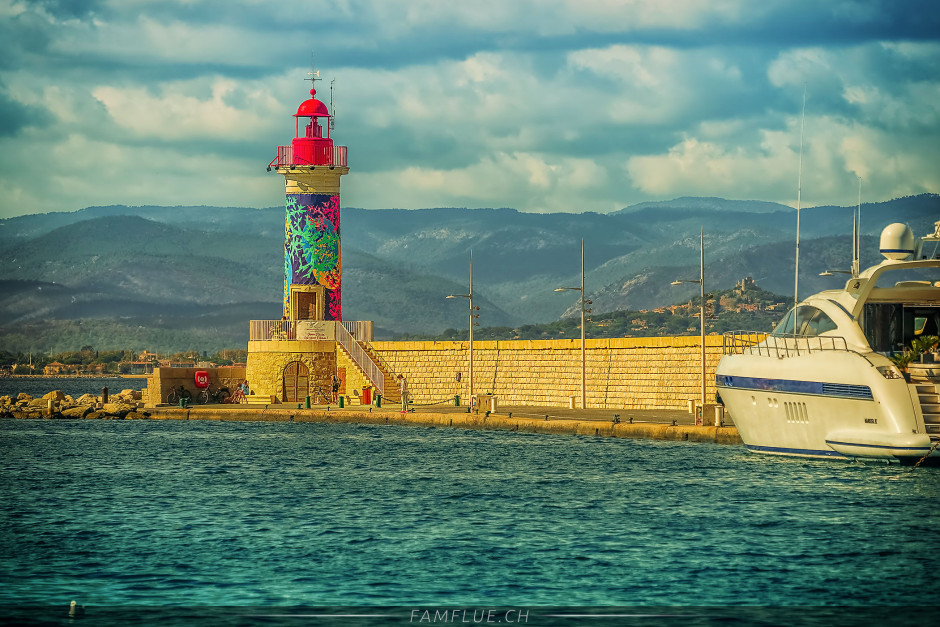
0,376 -> 146,400
0,417 -> 937,624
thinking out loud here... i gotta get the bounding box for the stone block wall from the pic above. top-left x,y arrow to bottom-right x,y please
148,366 -> 245,406
368,336 -> 723,410
245,340 -> 337,403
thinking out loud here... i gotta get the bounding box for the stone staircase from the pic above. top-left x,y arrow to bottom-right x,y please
361,342 -> 401,403
336,341 -> 401,405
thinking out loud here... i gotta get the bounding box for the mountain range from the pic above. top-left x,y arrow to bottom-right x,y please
0,194 -> 937,353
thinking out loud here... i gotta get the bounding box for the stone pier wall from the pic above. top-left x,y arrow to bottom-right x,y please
368,336 -> 724,410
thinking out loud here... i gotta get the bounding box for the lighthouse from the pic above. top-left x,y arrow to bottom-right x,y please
268,77 -> 349,322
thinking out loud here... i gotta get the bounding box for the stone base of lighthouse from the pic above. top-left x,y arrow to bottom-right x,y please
246,332 -> 394,407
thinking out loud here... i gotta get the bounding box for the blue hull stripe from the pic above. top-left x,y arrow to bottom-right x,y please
825,440 -> 932,452
717,375 -> 873,400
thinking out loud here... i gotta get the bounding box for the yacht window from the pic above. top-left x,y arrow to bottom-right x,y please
864,304 -> 940,353
798,307 -> 838,337
771,309 -> 795,336
772,306 -> 837,337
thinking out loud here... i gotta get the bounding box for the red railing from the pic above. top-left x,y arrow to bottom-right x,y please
268,145 -> 348,169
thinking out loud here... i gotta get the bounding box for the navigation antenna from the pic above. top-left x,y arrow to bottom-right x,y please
853,176 -> 861,278
330,78 -> 336,132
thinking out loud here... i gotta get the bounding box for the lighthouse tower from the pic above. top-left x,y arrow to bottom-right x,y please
268,79 -> 349,322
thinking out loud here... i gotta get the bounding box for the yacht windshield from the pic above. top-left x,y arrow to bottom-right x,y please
771,306 -> 838,337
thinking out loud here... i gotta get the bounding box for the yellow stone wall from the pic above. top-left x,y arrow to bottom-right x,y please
240,335 -> 724,410
368,336 -> 723,410
147,366 -> 246,406
245,340 -> 337,403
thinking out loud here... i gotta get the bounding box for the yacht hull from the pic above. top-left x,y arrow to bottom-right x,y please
717,350 -> 934,463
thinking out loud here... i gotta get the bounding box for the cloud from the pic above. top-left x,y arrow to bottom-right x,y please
0,0 -> 938,218
91,77 -> 283,141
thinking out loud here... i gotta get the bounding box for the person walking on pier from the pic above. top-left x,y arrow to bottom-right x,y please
397,374 -> 409,413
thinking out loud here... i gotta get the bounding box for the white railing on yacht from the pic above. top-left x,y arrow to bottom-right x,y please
722,331 -> 850,358
250,320 -> 373,342
334,322 -> 384,396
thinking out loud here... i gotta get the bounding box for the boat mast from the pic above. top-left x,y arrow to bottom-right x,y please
794,85 -> 806,307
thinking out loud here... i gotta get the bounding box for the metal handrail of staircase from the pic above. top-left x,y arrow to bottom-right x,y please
335,322 -> 385,396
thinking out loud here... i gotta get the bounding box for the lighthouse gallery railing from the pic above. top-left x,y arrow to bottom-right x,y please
269,145 -> 348,168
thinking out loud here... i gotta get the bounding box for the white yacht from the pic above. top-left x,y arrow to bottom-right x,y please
717,220 -> 940,465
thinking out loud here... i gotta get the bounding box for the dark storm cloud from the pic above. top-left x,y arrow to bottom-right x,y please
20,0 -> 103,19
0,81 -> 48,136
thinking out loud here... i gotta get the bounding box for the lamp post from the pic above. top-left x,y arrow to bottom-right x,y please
671,228 -> 706,422
555,239 -> 591,410
446,250 -> 478,403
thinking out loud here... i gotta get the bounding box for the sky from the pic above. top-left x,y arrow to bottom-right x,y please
0,0 -> 938,219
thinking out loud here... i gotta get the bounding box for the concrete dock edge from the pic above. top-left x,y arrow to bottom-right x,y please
142,405 -> 743,445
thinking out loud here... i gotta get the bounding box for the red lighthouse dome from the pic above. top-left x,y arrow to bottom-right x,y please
294,88 -> 331,118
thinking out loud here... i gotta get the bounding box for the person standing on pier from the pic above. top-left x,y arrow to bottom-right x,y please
397,374 -> 409,413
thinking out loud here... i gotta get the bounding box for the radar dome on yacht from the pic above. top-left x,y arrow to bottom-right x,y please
879,223 -> 915,260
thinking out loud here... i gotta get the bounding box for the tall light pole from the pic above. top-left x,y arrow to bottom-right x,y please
446,250 -> 478,403
671,228 -> 706,422
555,239 -> 591,410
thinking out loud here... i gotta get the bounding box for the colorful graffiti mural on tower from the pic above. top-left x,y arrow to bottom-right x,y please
284,193 -> 341,319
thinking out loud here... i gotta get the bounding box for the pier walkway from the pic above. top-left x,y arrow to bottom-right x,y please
145,402 -> 742,446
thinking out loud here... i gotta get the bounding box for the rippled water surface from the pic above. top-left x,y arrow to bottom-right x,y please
1,418 -> 937,612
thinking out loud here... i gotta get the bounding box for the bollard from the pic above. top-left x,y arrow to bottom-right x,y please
339,396 -> 344,408
454,394 -> 460,406
376,394 -> 382,408
102,387 -> 109,404
305,396 -> 311,409
47,399 -> 54,415
179,398 -> 186,408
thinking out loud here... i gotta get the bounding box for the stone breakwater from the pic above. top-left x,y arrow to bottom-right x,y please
0,389 -> 148,421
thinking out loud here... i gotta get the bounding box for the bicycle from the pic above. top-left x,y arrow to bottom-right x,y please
309,385 -> 331,405
166,385 -> 193,405
197,385 -> 231,405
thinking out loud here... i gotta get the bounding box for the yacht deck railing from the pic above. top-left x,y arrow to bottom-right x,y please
722,331 -> 851,358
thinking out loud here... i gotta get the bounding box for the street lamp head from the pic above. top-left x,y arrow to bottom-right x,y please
819,271 -> 833,277
670,280 -> 683,286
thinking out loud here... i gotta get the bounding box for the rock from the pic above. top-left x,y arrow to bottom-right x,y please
102,402 -> 136,418
43,390 -> 66,402
61,406 -> 93,419
119,389 -> 142,401
124,411 -> 148,420
16,393 -> 32,402
84,410 -> 109,420
0,395 -> 11,406
75,394 -> 98,405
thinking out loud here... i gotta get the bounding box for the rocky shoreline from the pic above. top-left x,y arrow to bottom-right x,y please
0,389 -> 148,420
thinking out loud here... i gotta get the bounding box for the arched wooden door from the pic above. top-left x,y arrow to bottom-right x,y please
283,361 -> 309,403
